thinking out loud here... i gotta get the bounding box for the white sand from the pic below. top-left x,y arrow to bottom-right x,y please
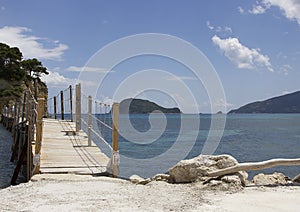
0,174 -> 299,211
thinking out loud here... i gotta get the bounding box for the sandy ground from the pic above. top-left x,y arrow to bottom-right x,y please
0,174 -> 299,212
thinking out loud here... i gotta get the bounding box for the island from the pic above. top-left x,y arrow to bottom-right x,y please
119,98 -> 181,114
229,91 -> 300,114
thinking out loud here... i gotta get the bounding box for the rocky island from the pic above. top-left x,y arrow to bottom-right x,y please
119,98 -> 181,114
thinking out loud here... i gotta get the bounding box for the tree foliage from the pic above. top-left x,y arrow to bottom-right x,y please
0,42 -> 49,109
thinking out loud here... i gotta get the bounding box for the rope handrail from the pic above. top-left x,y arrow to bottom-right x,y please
92,114 -> 113,130
46,85 -> 74,121
81,118 -> 113,151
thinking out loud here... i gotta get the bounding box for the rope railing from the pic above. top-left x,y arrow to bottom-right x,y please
45,83 -> 120,177
47,85 -> 74,121
0,87 -> 45,185
79,88 -> 119,177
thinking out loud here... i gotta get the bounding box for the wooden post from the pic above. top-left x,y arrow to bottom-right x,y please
88,95 -> 92,146
75,83 -> 81,132
112,102 -> 119,177
60,90 -> 64,120
33,98 -> 44,174
11,126 -> 28,185
69,85 -> 73,122
54,96 -> 57,119
26,100 -> 33,180
21,92 -> 27,122
14,100 -> 20,137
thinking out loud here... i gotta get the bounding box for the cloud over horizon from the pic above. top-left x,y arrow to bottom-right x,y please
0,26 -> 68,60
212,35 -> 273,72
66,66 -> 110,73
41,70 -> 75,87
245,0 -> 300,26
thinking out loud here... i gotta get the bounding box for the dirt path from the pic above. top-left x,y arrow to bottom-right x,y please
0,174 -> 299,211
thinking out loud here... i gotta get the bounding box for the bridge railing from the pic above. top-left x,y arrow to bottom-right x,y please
47,85 -> 74,121
46,83 -> 120,177
0,88 -> 44,185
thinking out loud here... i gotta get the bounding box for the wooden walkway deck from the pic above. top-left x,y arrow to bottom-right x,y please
40,118 -> 109,175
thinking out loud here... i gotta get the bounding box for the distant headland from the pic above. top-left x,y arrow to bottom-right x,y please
119,98 -> 181,114
229,91 -> 300,114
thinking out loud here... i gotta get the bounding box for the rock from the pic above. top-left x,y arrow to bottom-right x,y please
169,154 -> 246,183
201,174 -> 246,191
151,174 -> 170,182
221,175 -> 244,189
253,172 -> 288,186
129,175 -> 151,185
292,174 -> 300,183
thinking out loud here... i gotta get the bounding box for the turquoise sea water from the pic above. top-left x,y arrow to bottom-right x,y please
88,113 -> 300,179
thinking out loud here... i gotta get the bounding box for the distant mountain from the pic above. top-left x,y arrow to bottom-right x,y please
229,91 -> 300,114
119,98 -> 181,114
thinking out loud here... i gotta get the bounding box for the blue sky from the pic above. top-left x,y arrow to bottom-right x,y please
0,0 -> 300,113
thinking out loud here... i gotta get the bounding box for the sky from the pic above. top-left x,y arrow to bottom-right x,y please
0,0 -> 300,113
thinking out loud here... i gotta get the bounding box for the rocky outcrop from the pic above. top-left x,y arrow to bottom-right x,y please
252,172 -> 288,186
168,155 -> 243,183
129,155 -> 299,191
168,155 -> 247,190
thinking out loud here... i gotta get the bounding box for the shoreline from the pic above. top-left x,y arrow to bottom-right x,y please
0,173 -> 299,211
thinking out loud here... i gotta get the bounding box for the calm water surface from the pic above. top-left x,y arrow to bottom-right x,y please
88,113 -> 300,178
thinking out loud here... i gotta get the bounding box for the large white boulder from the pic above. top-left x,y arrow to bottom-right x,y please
169,154 -> 243,183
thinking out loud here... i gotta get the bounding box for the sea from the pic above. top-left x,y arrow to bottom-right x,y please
92,113 -> 300,179
1,113 -> 300,188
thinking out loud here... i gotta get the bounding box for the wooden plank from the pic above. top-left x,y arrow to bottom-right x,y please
40,118 -> 109,175
33,98 -> 44,174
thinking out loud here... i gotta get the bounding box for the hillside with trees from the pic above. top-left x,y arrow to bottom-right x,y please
0,43 -> 48,112
229,91 -> 300,114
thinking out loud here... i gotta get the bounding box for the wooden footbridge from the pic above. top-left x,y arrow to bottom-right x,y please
0,84 -> 119,185
40,118 -> 109,175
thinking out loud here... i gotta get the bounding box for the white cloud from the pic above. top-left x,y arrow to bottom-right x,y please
280,64 -> 292,75
238,6 -> 245,14
165,76 -> 196,81
206,21 -> 232,34
206,21 -> 214,30
224,26 -> 233,33
249,4 -> 269,14
249,0 -> 300,25
66,66 -> 110,73
212,35 -> 274,72
0,26 -> 68,60
41,71 -> 75,87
